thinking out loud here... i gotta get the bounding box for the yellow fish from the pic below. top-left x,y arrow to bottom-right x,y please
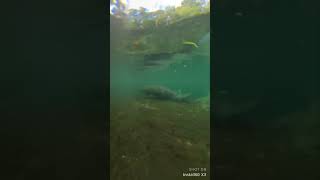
182,41 -> 199,48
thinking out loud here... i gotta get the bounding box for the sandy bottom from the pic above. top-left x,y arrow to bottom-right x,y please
110,98 -> 210,180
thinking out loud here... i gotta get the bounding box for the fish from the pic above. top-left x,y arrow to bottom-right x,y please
141,86 -> 192,103
182,41 -> 199,48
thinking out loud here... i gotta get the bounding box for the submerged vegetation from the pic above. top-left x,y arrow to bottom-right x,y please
110,0 -> 210,57
111,0 -> 210,29
124,0 -> 210,31
110,98 -> 210,180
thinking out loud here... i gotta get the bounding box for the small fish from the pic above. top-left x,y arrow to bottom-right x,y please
182,41 -> 199,48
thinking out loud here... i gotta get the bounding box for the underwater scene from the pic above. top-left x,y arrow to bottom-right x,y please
211,1 -> 320,179
110,0 -> 210,179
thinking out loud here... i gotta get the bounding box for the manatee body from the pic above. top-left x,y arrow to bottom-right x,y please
213,92 -> 308,129
213,95 -> 260,119
212,93 -> 263,128
141,86 -> 191,102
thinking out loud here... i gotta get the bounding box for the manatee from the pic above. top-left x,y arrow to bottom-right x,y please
141,86 -> 191,102
213,94 -> 260,119
212,92 -> 263,128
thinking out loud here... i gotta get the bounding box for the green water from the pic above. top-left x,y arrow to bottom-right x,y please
110,31 -> 210,179
111,33 -> 210,99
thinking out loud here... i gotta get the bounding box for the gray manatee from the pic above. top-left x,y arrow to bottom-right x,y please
141,86 -> 192,102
